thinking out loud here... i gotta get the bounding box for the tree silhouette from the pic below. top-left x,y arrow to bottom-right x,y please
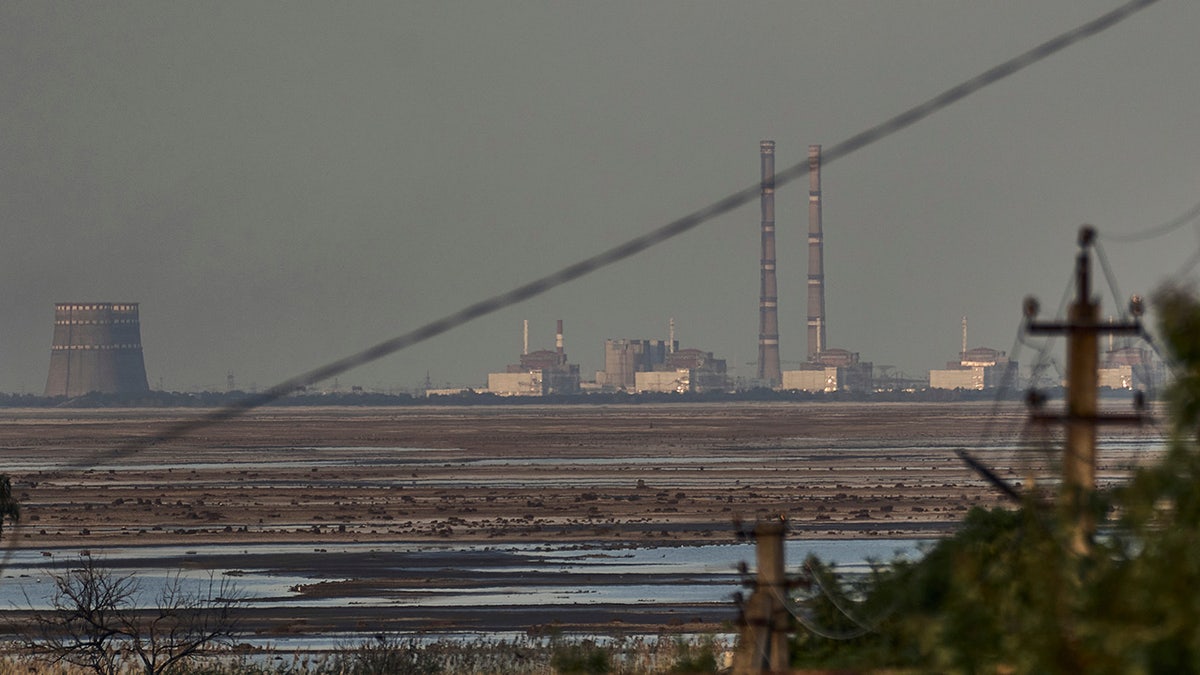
19,555 -> 242,675
0,474 -> 19,537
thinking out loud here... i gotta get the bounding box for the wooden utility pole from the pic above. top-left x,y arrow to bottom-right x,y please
733,517 -> 791,674
1026,226 -> 1142,554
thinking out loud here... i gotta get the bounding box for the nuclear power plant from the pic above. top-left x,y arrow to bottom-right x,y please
44,303 -> 150,397
475,142 -> 878,397
22,146 -> 1050,401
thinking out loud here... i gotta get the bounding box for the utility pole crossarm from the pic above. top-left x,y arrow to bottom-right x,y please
1021,225 -> 1146,556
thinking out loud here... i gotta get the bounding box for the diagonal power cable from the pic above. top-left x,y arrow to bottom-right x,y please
1101,197 -> 1200,244
87,0 -> 1161,465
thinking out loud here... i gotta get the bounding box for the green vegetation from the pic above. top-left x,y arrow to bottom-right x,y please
787,285 -> 1200,673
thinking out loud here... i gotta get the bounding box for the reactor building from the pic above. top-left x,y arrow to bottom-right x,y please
1097,343 -> 1165,391
633,346 -> 728,394
596,320 -> 728,394
596,338 -> 674,391
487,320 -> 581,396
928,318 -> 1017,390
44,302 -> 150,397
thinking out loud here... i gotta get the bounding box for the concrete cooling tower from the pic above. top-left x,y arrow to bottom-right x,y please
44,303 -> 150,397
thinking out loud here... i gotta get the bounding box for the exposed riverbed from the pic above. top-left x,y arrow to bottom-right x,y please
0,402 -> 1162,641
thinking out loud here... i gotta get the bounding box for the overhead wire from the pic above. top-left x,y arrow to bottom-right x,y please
76,0 -> 1163,468
769,586 -> 873,642
1093,240 -> 1130,323
1100,197 -> 1200,301
803,559 -> 900,634
1016,270 -> 1076,389
1171,246 -> 1200,279
958,322 -> 1031,503
1100,197 -> 1200,243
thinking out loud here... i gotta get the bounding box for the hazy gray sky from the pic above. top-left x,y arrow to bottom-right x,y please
2,2 -> 1196,393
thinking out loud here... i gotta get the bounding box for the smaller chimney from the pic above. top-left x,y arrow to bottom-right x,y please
523,319 -> 529,356
556,319 -> 564,356
669,317 -> 675,353
961,316 -> 968,360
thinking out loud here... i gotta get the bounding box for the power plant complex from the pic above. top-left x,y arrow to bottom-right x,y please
481,141 -> 874,397
485,320 -> 727,396
32,146 -> 1158,400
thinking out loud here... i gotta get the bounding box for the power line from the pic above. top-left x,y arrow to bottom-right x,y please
1101,197 -> 1200,243
78,0 -> 1161,465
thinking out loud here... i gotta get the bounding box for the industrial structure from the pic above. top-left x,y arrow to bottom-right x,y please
597,338 -> 674,390
928,317 -> 1017,390
805,144 -> 827,360
1098,344 -> 1164,391
782,349 -> 873,393
44,302 -> 150,397
756,140 -> 782,386
780,144 -> 873,393
589,318 -> 729,394
486,320 -> 580,396
635,346 -> 728,394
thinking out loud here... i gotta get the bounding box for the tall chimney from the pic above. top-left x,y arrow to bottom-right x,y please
807,144 -> 827,361
669,317 -> 676,354
523,319 -> 529,356
757,141 -> 782,386
556,319 -> 564,358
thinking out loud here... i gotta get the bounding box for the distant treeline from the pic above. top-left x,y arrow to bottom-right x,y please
0,387 -> 1085,408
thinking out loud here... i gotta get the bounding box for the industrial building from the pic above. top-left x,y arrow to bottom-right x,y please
596,338 -> 673,390
635,347 -> 728,393
929,320 -> 1016,390
929,347 -> 1017,390
1098,345 -> 1164,391
486,320 -> 580,396
44,302 -> 150,397
782,349 -> 873,393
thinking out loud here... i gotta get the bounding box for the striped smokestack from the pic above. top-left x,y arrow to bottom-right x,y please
757,140 -> 782,385
556,319 -> 564,357
807,144 -> 827,360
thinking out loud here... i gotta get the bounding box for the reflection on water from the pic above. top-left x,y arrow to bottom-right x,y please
0,539 -> 926,613
0,439 -> 1163,476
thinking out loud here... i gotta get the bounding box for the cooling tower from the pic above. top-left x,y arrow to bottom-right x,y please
757,140 -> 782,385
44,303 -> 150,397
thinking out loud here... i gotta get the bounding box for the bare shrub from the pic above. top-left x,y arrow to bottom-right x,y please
18,555 -> 242,675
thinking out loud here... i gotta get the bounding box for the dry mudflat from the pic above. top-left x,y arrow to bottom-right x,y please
0,401 -> 1042,548
0,401 -> 1159,637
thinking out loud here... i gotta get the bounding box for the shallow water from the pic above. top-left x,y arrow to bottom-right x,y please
0,538 -> 925,615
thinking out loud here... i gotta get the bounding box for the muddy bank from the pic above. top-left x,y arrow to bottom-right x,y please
0,402 -> 1159,638
0,402 -> 1094,549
